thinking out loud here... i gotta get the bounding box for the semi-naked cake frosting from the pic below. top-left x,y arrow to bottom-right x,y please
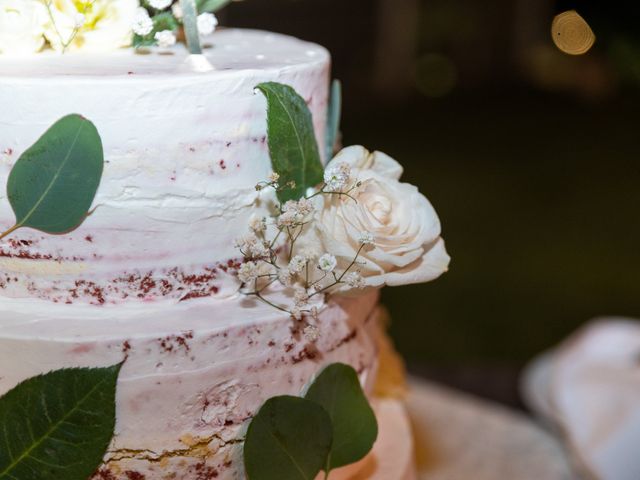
0,29 -> 418,479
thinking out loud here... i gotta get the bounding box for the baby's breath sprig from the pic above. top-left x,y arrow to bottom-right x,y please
43,0 -> 96,53
133,0 -> 222,49
236,163 -> 371,337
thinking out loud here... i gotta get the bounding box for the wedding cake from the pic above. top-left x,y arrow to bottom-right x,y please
0,3 -> 449,480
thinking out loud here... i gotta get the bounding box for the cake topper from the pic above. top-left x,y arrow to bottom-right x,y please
0,0 -> 229,54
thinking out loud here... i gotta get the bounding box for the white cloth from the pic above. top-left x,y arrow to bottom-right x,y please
522,318 -> 640,480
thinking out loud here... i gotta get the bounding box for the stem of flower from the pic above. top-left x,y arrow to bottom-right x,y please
180,0 -> 203,54
309,243 -> 366,298
252,291 -> 291,314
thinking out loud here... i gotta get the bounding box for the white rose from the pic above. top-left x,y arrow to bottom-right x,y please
314,146 -> 450,288
44,0 -> 139,52
0,0 -> 47,55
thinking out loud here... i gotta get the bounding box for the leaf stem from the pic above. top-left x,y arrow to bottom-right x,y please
0,223 -> 19,241
181,0 -> 202,54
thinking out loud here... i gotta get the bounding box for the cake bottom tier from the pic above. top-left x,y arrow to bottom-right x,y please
92,398 -> 416,480
0,291 -> 381,479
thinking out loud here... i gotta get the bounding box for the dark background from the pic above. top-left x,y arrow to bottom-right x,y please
223,0 -> 640,402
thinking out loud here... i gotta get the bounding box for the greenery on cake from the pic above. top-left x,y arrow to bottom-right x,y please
133,0 -> 226,51
244,363 -> 378,480
0,114 -> 111,480
0,365 -> 121,480
0,80 -> 448,479
255,82 -> 325,203
236,81 -> 449,335
0,114 -> 104,241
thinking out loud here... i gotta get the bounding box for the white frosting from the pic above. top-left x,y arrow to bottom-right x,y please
0,291 -> 380,479
0,29 -> 330,304
0,29 -> 398,480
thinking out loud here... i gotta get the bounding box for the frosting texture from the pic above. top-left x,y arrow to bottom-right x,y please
0,29 -> 330,304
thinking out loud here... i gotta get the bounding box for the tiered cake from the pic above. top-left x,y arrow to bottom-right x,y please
0,28 -> 441,479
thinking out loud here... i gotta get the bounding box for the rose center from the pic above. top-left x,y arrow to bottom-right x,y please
365,193 -> 392,226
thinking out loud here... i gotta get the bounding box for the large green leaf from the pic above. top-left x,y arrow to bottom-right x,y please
244,395 -> 332,480
256,82 -> 324,202
197,0 -> 231,12
0,365 -> 121,480
5,114 -> 103,237
305,363 -> 378,471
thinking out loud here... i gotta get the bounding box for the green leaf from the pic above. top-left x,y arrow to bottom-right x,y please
305,363 -> 378,471
0,364 -> 121,480
5,114 -> 103,237
244,395 -> 332,480
197,0 -> 232,12
153,11 -> 180,32
256,82 -> 324,203
325,79 -> 342,160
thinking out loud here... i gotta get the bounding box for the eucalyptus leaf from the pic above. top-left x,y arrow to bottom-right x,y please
197,0 -> 232,12
0,364 -> 121,480
244,395 -> 332,480
305,363 -> 378,471
5,114 -> 103,238
256,82 -> 324,202
325,79 -> 342,160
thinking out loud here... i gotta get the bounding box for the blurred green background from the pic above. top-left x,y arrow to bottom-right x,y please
224,0 -> 640,374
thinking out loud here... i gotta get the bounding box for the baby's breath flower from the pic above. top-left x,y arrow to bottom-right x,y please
267,172 -> 280,183
303,324 -> 320,342
358,231 -> 375,246
277,268 -> 293,287
291,307 -> 303,321
344,271 -> 366,289
310,306 -> 319,320
197,12 -> 218,36
294,287 -> 309,307
235,232 -> 268,258
281,198 -> 315,223
154,29 -> 176,48
238,261 -> 260,284
132,7 -> 153,36
249,216 -> 267,234
171,2 -> 183,18
288,255 -> 306,274
318,253 -> 337,272
324,162 -> 351,191
282,200 -> 297,213
276,210 -> 297,228
149,0 -> 172,9
300,247 -> 319,262
294,198 -> 315,217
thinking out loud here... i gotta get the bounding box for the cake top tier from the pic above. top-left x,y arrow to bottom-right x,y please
0,29 -> 329,79
0,28 -> 331,305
